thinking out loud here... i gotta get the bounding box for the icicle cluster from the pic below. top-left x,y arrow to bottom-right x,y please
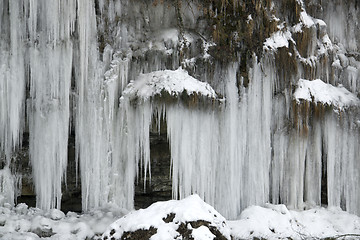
27,0 -> 76,210
0,1 -> 27,163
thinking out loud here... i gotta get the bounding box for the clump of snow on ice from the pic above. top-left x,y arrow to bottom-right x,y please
122,68 -> 217,102
101,194 -> 231,240
294,79 -> 360,109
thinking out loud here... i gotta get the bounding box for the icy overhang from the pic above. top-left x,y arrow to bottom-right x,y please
122,68 -> 217,104
294,79 -> 360,109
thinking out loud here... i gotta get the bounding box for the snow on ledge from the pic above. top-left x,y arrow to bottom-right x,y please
263,31 -> 293,51
122,68 -> 217,102
294,79 -> 360,109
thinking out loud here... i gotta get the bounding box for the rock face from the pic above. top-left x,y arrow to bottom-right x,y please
101,195 -> 231,240
0,0 -> 360,219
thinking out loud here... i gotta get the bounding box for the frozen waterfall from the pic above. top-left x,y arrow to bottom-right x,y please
0,0 -> 360,220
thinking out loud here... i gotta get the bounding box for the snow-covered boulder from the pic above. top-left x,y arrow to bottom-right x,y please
101,195 -> 231,240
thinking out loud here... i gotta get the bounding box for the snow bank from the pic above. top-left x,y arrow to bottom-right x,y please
101,195 -> 231,240
294,79 -> 360,109
1,198 -> 360,239
122,68 -> 217,102
229,204 -> 360,240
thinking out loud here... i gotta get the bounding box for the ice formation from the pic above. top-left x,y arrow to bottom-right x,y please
0,0 -> 360,224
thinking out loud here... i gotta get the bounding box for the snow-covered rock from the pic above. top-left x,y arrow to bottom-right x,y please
101,195 -> 231,240
122,68 -> 217,103
294,79 -> 360,109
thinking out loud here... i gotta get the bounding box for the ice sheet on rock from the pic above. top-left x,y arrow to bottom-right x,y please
101,195 -> 231,240
294,79 -> 360,109
122,68 -> 217,102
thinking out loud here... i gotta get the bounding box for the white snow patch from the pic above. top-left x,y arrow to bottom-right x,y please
191,226 -> 216,240
122,68 -> 217,102
229,204 -> 360,240
294,79 -> 360,109
246,14 -> 252,24
300,11 -> 315,28
314,18 -> 326,27
264,31 -> 292,51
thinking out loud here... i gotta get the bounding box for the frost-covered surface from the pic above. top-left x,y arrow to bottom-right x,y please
230,203 -> 360,240
122,68 -> 217,102
102,195 -> 231,240
0,203 -> 127,240
294,79 -> 360,109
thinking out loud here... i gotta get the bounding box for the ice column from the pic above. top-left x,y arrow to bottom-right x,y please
76,0 -> 132,211
0,1 -> 26,162
324,112 -> 360,214
76,0 -> 108,211
166,59 -> 273,219
27,0 -> 76,210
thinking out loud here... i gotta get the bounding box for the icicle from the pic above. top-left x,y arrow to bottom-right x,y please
76,0 -> 107,211
304,119 -> 322,206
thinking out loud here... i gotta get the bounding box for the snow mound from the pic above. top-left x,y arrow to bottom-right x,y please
294,79 -> 360,109
122,69 -> 217,102
229,204 -> 360,240
101,195 -> 231,240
